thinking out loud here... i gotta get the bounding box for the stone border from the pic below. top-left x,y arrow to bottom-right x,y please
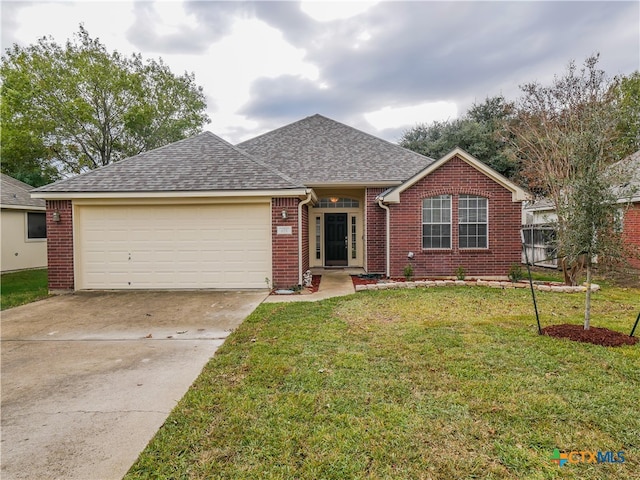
354,279 -> 600,293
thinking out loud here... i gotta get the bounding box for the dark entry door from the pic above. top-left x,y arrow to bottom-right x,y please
325,213 -> 348,266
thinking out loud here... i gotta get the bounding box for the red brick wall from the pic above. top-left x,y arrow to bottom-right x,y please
301,203 -> 309,275
623,202 -> 640,269
366,187 -> 389,274
46,200 -> 74,290
271,198 -> 300,288
387,156 -> 522,277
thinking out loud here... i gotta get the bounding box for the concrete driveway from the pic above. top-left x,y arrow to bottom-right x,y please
1,291 -> 267,480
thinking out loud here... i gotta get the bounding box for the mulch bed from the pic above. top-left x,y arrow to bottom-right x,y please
351,275 -> 381,287
542,324 -> 638,347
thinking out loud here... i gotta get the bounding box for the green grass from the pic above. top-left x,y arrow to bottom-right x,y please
126,286 -> 640,479
0,268 -> 49,310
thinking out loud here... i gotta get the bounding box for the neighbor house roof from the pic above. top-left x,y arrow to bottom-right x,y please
237,114 -> 434,185
33,132 -> 303,194
525,149 -> 640,212
611,149 -> 640,202
1,174 -> 45,209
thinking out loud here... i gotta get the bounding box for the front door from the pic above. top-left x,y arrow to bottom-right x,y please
325,213 -> 348,266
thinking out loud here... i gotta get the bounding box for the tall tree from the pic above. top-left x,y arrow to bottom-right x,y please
1,26 -> 209,180
399,96 -> 519,178
611,71 -> 640,159
506,54 -> 632,329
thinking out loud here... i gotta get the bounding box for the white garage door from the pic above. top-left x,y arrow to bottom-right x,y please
76,204 -> 271,289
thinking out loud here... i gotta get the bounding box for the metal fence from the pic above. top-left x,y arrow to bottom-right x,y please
521,224 -> 558,267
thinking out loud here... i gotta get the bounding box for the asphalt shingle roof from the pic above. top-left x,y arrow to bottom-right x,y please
34,132 -> 302,193
237,114 -> 435,184
612,150 -> 640,201
1,174 -> 45,208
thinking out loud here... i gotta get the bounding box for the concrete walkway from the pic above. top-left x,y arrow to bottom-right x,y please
263,268 -> 360,302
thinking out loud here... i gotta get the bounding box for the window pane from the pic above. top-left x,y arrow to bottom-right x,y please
27,212 -> 46,239
442,206 -> 450,222
351,216 -> 357,259
315,217 -> 321,259
422,195 -> 451,249
458,196 -> 487,249
314,198 -> 360,208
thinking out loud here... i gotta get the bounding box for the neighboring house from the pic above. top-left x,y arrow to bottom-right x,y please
523,150 -> 640,269
1,174 -> 47,272
32,114 -> 529,291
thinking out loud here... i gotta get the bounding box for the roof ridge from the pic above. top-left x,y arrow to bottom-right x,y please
236,114 -> 320,147
318,114 -> 437,164
205,131 -> 302,188
1,173 -> 36,190
239,113 -> 436,167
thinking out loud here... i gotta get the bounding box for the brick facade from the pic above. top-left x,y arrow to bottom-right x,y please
46,200 -> 74,291
369,156 -> 522,278
271,197 -> 301,288
365,187 -> 390,274
44,160 -> 525,290
301,203 -> 309,275
623,202 -> 640,269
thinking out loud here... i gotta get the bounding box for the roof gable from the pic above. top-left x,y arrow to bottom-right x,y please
380,147 -> 530,203
237,114 -> 434,185
1,174 -> 45,209
33,132 -> 302,194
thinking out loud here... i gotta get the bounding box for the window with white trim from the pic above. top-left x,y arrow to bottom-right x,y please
458,195 -> 488,248
351,216 -> 357,259
422,195 -> 451,249
315,216 -> 321,259
314,198 -> 360,208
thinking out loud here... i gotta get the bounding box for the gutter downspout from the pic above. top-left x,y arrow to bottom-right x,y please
298,191 -> 314,285
377,198 -> 390,278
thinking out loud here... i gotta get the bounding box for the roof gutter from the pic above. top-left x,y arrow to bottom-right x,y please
376,197 -> 390,278
31,189 -> 310,200
298,190 -> 315,285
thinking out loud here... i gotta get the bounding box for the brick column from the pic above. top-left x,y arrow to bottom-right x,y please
46,200 -> 74,291
366,188 -> 388,274
271,198 -> 300,288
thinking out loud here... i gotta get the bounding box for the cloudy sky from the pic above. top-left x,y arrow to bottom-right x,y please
2,1 -> 639,143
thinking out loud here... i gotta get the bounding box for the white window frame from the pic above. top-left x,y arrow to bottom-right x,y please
458,195 -> 488,249
422,195 -> 452,250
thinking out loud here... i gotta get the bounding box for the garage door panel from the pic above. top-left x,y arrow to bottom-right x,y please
77,204 -> 271,289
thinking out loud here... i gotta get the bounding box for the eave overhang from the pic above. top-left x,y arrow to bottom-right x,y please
31,188 -> 312,201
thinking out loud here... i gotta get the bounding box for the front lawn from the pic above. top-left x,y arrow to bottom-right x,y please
126,286 -> 639,479
0,268 -> 49,310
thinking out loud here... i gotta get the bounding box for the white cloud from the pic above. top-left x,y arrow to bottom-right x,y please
300,1 -> 378,22
148,2 -> 200,37
177,17 -> 319,138
364,102 -> 459,131
11,2 -> 137,55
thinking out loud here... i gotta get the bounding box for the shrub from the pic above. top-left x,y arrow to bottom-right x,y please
403,264 -> 414,281
508,263 -> 524,283
455,266 -> 466,280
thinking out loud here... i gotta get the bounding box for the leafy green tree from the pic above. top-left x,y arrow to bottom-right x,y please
1,26 -> 209,179
611,71 -> 640,159
399,96 -> 519,178
506,54 -> 632,329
